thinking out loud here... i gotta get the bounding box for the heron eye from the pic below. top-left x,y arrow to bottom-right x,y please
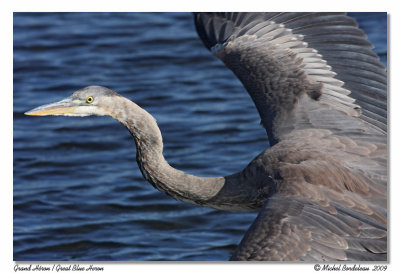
86,96 -> 94,104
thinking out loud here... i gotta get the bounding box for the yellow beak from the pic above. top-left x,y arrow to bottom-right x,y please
25,98 -> 79,116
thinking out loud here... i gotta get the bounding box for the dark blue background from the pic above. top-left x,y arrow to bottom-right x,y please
13,12 -> 387,261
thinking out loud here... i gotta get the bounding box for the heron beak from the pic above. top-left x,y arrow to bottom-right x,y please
25,98 -> 80,116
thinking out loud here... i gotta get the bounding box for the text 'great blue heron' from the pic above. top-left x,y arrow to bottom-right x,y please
25,12 -> 387,261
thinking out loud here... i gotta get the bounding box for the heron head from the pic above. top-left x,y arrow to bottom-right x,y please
25,86 -> 119,117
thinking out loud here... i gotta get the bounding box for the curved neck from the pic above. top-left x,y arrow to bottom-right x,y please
108,96 -> 271,211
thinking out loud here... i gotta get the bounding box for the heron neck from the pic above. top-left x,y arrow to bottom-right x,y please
107,97 -> 223,207
108,96 -> 272,211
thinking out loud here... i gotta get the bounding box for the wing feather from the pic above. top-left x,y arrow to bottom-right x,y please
194,12 -> 387,136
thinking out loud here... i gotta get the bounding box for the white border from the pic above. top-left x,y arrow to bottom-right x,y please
3,1 -> 399,272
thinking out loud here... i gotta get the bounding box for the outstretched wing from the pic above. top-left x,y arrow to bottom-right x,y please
231,128 -> 387,261
194,13 -> 387,145
194,12 -> 387,261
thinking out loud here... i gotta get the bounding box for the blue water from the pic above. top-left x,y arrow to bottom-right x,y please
13,12 -> 387,261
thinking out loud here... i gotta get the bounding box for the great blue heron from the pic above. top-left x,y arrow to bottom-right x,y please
25,13 -> 387,261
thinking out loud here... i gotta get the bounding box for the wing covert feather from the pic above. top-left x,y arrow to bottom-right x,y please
230,128 -> 386,261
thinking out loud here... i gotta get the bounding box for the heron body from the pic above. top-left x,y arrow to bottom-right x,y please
25,13 -> 387,261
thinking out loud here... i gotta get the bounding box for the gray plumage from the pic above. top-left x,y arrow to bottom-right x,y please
25,12 -> 387,261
